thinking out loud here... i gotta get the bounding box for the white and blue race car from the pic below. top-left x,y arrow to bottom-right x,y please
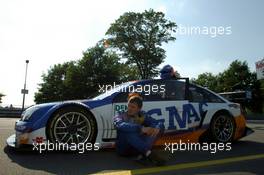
6,78 -> 253,149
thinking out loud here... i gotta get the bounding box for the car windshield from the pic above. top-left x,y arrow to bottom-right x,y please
92,82 -> 134,100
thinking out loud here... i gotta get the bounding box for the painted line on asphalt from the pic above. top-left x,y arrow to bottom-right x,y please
94,154 -> 264,175
131,153 -> 264,175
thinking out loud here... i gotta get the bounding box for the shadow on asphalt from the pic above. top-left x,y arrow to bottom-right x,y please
4,146 -> 148,174
3,140 -> 264,175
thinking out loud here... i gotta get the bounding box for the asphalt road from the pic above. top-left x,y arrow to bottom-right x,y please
0,118 -> 264,175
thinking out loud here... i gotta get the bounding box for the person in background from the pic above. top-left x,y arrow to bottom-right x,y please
113,93 -> 165,166
160,64 -> 177,79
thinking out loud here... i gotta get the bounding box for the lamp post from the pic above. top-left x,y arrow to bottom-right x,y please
21,60 -> 29,112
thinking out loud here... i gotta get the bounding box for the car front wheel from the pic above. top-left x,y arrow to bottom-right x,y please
47,106 -> 97,144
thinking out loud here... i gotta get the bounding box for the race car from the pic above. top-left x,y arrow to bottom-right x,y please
6,78 -> 253,149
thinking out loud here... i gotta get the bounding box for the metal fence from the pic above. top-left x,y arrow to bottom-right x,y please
0,104 -> 29,118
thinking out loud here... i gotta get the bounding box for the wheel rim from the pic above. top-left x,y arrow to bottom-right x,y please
213,115 -> 234,142
53,112 -> 91,144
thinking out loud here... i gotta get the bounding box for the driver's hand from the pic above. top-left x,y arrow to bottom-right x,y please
141,127 -> 160,137
150,128 -> 160,137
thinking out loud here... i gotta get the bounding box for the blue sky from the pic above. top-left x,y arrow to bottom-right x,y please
0,0 -> 263,106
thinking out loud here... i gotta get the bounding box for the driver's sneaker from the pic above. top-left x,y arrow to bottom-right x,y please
146,151 -> 166,166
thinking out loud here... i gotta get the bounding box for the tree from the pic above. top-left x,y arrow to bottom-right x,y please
219,60 -> 254,92
192,72 -> 218,92
193,60 -> 256,92
174,70 -> 181,78
34,44 -> 139,104
63,43 -> 139,99
193,60 -> 262,113
34,62 -> 73,103
0,93 -> 4,104
106,9 -> 177,79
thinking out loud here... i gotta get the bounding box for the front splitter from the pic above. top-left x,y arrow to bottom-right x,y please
6,134 -> 16,148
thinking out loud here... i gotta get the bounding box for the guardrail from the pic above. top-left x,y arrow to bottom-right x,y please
0,108 -> 22,118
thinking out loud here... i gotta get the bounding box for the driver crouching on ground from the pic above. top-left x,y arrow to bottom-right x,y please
113,93 -> 166,166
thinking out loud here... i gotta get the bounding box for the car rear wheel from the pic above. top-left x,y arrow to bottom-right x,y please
210,112 -> 235,142
47,106 -> 97,144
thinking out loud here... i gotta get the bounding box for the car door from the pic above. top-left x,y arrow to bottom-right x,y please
188,84 -> 227,128
111,79 -> 190,132
152,79 -> 189,132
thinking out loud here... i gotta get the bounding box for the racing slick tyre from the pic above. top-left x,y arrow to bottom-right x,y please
209,112 -> 235,143
47,106 -> 97,144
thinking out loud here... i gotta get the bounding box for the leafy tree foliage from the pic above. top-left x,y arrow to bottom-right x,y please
193,60 -> 262,112
35,44 -> 139,103
106,9 -> 177,79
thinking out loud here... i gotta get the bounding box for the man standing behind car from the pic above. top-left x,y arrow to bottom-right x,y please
160,64 -> 177,79
113,93 -> 165,166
